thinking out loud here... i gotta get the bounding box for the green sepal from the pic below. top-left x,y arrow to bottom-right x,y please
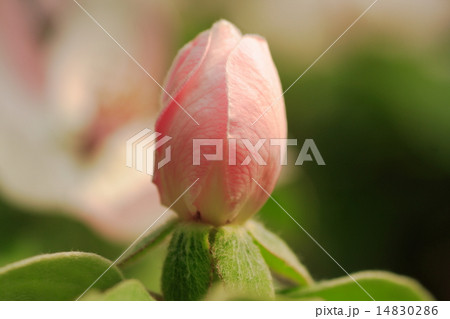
0,252 -> 122,301
81,279 -> 155,301
279,271 -> 434,301
211,225 -> 274,299
161,223 -> 213,301
247,220 -> 313,286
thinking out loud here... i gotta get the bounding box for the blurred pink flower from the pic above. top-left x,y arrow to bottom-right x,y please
0,0 -> 175,242
153,20 -> 287,226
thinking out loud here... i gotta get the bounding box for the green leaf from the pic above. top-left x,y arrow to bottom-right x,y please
119,218 -> 177,268
162,223 -> 212,301
247,220 -> 313,286
281,271 -> 434,301
211,226 -> 274,299
82,279 -> 155,301
0,252 -> 123,301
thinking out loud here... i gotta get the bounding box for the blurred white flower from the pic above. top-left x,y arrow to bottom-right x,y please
0,0 -> 176,241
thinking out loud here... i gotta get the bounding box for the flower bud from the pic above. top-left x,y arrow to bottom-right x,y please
153,20 -> 287,226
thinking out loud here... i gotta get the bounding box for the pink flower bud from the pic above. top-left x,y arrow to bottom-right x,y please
153,20 -> 287,226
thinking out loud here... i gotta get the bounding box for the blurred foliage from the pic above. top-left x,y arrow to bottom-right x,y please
0,198 -> 122,266
82,279 -> 155,301
259,39 -> 450,300
280,271 -> 433,301
0,197 -> 168,295
0,252 -> 123,301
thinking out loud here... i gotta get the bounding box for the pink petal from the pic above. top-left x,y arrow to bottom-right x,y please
225,34 -> 287,223
153,21 -> 286,226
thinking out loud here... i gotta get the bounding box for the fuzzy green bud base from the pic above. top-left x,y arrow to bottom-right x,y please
161,221 -> 313,301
